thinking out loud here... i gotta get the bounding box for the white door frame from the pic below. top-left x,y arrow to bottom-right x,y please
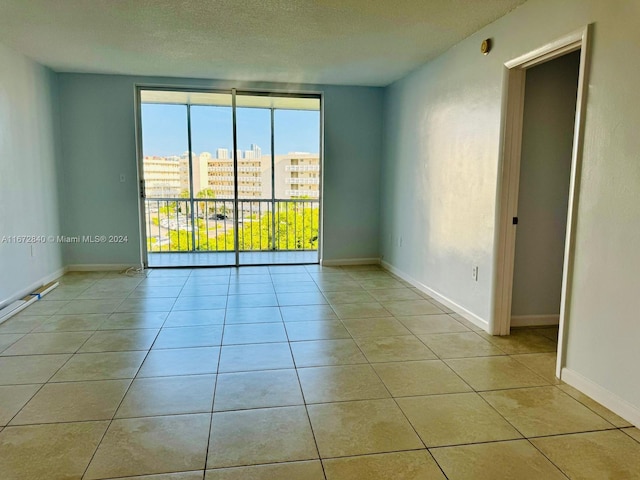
492,25 -> 592,379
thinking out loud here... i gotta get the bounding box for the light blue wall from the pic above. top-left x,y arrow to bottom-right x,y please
0,43 -> 64,307
57,74 -> 383,266
381,0 -> 640,417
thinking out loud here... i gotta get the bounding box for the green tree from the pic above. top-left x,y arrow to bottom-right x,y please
196,188 -> 216,217
178,189 -> 190,215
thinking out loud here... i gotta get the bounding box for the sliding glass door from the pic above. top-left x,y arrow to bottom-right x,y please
138,88 -> 321,267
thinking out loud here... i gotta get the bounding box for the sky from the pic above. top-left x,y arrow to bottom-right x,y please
141,104 -> 320,157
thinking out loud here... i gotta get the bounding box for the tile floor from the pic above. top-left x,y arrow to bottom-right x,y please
0,265 -> 638,479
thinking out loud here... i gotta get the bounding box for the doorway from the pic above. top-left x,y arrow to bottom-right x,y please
135,88 -> 322,268
511,50 -> 581,328
493,26 -> 591,378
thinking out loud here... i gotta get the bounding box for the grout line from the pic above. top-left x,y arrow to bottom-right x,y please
277,266 -> 328,480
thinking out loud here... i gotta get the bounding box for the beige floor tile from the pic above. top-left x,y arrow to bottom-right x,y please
78,285 -> 136,300
218,343 -> 294,373
21,299 -> 69,316
481,386 -> 614,437
277,292 -> 327,306
214,369 -> 303,411
40,285 -> 89,301
225,294 -> 277,309
224,307 -> 281,324
206,461 -> 324,480
381,300 -> 444,316
479,328 -> 557,354
0,315 -> 49,334
34,314 -> 109,332
342,317 -> 411,337
298,364 -> 390,403
280,305 -> 338,322
322,290 -> 376,305
228,274 -> 271,284
180,275 -> 229,287
1,331 -> 91,356
307,398 -> 423,458
51,351 -> 146,381
557,383 -> 633,427
164,309 -> 225,327
323,450 -> 446,480
356,335 -> 437,362
0,385 -> 40,426
359,278 -> 406,290
398,315 -> 469,334
100,311 -> 169,329
147,268 -> 192,277
85,414 -> 210,479
116,374 -> 216,418
222,323 -> 287,345
445,356 -> 550,391
0,421 -> 109,480
58,299 -> 123,315
419,332 -> 505,358
532,430 -> 640,479
373,360 -> 472,397
284,320 -> 351,341
154,325 -> 223,349
129,285 -> 184,298
424,298 -> 454,314
179,284 -> 229,296
397,393 -> 521,447
291,339 -> 367,367
118,297 -> 179,313
331,302 -> 390,319
511,352 -> 560,384
532,326 -> 559,341
270,279 -> 315,291
623,427 -> 640,443
138,347 -> 219,377
271,273 -> 313,283
11,379 -> 130,425
431,439 -> 567,480
207,406 -> 318,468
103,472 -> 204,480
0,354 -> 70,385
448,313 -> 485,332
367,288 -> 423,303
80,329 -> 159,352
316,279 -> 363,292
229,283 -> 275,295
0,334 -> 23,353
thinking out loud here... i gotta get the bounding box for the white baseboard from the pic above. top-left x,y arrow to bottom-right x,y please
0,266 -> 66,312
321,257 -> 381,267
511,314 -> 559,327
561,368 -> 639,428
381,260 -> 489,332
66,264 -> 142,272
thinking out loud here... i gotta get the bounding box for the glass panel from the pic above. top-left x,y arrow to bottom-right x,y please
273,104 -> 321,255
139,90 -> 321,267
190,97 -> 235,259
140,103 -> 196,258
235,97 -> 273,259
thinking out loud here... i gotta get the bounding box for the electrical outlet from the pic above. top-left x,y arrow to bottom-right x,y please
472,266 -> 479,281
119,174 -> 126,183
399,236 -> 403,247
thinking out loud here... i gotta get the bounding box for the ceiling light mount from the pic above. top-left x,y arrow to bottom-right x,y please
481,38 -> 492,55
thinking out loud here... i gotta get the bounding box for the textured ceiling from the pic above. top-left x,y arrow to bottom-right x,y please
0,0 -> 526,86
